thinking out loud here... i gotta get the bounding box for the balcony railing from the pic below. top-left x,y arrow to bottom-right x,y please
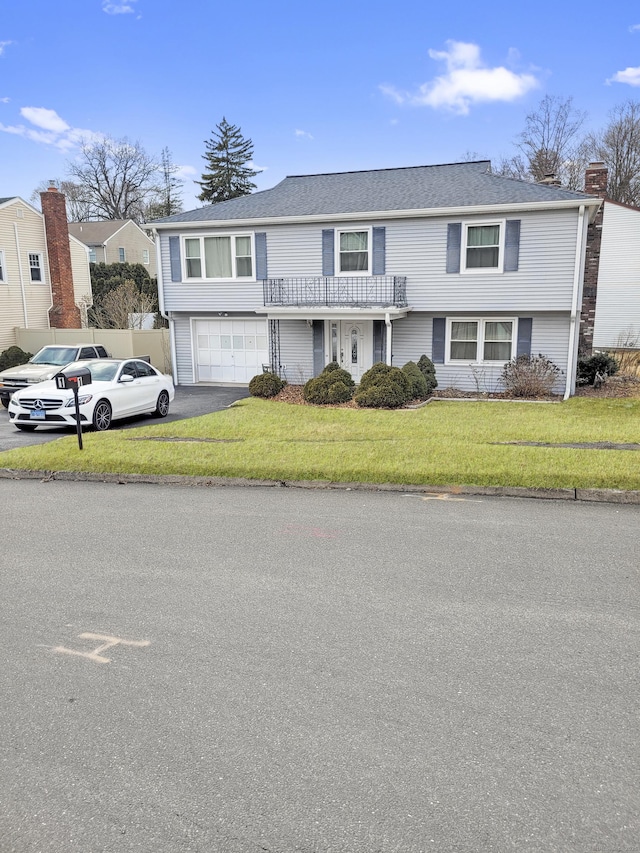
263,276 -> 407,308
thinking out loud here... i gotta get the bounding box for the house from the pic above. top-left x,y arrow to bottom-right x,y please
146,161 -> 602,397
68,219 -> 157,278
579,162 -> 640,353
0,188 -> 92,352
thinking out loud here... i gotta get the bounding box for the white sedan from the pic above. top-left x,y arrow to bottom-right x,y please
8,358 -> 175,432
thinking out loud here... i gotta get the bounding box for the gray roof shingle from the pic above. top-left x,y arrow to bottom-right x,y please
68,220 -> 130,244
150,161 -> 595,225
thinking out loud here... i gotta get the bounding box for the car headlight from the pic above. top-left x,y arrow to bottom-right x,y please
65,394 -> 93,406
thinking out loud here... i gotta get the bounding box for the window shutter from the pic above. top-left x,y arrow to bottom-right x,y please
504,219 -> 521,272
516,317 -> 532,357
432,318 -> 446,363
322,229 -> 334,276
372,226 -> 386,275
312,320 -> 325,376
255,232 -> 267,280
169,236 -> 181,282
446,223 -> 461,273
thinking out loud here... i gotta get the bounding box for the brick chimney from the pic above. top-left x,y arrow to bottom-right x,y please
579,162 -> 608,355
40,184 -> 81,328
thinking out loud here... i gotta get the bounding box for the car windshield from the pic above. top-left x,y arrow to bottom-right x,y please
86,362 -> 119,382
30,346 -> 79,366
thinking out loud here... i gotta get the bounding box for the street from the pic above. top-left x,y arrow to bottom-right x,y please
1,480 -> 638,852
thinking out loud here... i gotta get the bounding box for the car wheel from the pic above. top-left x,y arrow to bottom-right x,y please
15,424 -> 37,431
1,398 -> 9,409
154,390 -> 170,418
92,400 -> 112,431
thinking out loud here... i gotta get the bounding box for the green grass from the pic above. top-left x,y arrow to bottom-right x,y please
1,397 -> 639,490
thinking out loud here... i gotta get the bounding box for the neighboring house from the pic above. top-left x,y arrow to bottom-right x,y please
68,220 -> 157,278
579,162 -> 640,352
0,189 -> 92,352
146,161 -> 602,396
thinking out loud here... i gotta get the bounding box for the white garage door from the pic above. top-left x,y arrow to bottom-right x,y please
195,318 -> 269,383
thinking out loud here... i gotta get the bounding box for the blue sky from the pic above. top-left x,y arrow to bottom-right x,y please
1,0 -> 640,213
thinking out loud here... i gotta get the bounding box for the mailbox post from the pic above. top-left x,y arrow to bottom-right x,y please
54,366 -> 93,450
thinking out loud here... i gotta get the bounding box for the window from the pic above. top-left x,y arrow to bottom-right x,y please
143,249 -> 150,264
338,230 -> 369,273
183,235 -> 254,280
119,247 -> 126,262
462,221 -> 504,273
447,319 -> 514,363
0,250 -> 6,283
29,253 -> 43,282
88,249 -> 96,264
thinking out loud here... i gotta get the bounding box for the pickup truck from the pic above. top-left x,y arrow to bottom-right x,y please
0,343 -> 110,407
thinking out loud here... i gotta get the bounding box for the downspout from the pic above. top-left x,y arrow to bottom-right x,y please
564,204 -> 588,400
153,228 -> 177,381
385,312 -> 392,365
13,223 -> 29,327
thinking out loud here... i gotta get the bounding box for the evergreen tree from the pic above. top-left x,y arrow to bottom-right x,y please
196,118 -> 259,203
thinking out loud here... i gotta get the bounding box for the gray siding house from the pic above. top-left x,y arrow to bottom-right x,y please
147,162 -> 602,396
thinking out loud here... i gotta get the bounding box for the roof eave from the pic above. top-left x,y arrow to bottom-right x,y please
149,197 -> 602,230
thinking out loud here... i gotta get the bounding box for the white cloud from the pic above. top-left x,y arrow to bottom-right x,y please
0,96 -> 9,103
295,129 -> 314,140
0,40 -> 12,56
102,1 -> 137,13
0,106 -> 100,151
630,24 -> 640,32
608,66 -> 640,86
381,40 -> 539,115
175,164 -> 197,181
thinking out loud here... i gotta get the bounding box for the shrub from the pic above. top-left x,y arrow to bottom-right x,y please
577,352 -> 619,386
249,371 -> 286,398
303,362 -> 355,404
401,361 -> 428,400
354,363 -> 412,408
0,346 -> 33,372
417,354 -> 438,395
501,354 -> 561,398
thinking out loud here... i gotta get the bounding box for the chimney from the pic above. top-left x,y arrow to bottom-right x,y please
584,161 -> 608,198
539,173 -> 562,187
579,162 -> 608,356
40,185 -> 81,328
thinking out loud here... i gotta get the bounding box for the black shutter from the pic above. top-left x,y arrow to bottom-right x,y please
504,220 -> 521,272
432,318 -> 446,363
169,236 -> 181,282
446,223 -> 462,273
255,232 -> 267,280
372,226 -> 386,275
516,318 -> 532,357
322,229 -> 334,276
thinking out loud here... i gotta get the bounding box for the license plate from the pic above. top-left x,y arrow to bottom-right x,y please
29,410 -> 46,420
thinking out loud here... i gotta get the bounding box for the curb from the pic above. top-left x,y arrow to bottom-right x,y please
1,467 -> 639,504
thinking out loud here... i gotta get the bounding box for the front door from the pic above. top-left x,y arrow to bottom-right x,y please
326,320 -> 373,383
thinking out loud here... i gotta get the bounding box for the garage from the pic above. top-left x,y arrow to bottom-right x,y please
194,318 -> 269,383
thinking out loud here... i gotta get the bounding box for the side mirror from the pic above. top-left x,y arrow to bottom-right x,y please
119,373 -> 135,384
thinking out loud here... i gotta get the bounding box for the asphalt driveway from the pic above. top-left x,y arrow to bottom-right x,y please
0,385 -> 249,452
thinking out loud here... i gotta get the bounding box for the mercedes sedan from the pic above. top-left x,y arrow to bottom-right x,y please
8,358 -> 175,432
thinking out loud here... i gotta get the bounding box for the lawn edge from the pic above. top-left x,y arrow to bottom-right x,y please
2,467 -> 639,504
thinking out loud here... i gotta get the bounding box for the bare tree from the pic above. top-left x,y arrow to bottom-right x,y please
587,100 -> 640,205
492,154 -> 530,181
143,147 -> 184,221
66,136 -> 159,222
30,179 -> 94,221
90,279 -> 157,329
515,95 -> 588,187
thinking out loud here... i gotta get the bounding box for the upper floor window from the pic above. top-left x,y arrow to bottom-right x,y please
447,318 -> 514,363
88,249 -> 96,264
338,230 -> 369,273
119,247 -> 126,262
29,253 -> 43,282
0,250 -> 6,283
143,249 -> 150,265
462,221 -> 504,273
184,235 -> 254,280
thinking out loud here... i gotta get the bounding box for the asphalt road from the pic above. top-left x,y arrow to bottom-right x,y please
1,481 -> 638,853
0,385 -> 249,452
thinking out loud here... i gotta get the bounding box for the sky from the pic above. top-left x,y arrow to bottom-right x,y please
1,0 -> 640,214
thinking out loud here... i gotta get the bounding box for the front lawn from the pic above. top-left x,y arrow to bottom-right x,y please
1,397 -> 639,490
